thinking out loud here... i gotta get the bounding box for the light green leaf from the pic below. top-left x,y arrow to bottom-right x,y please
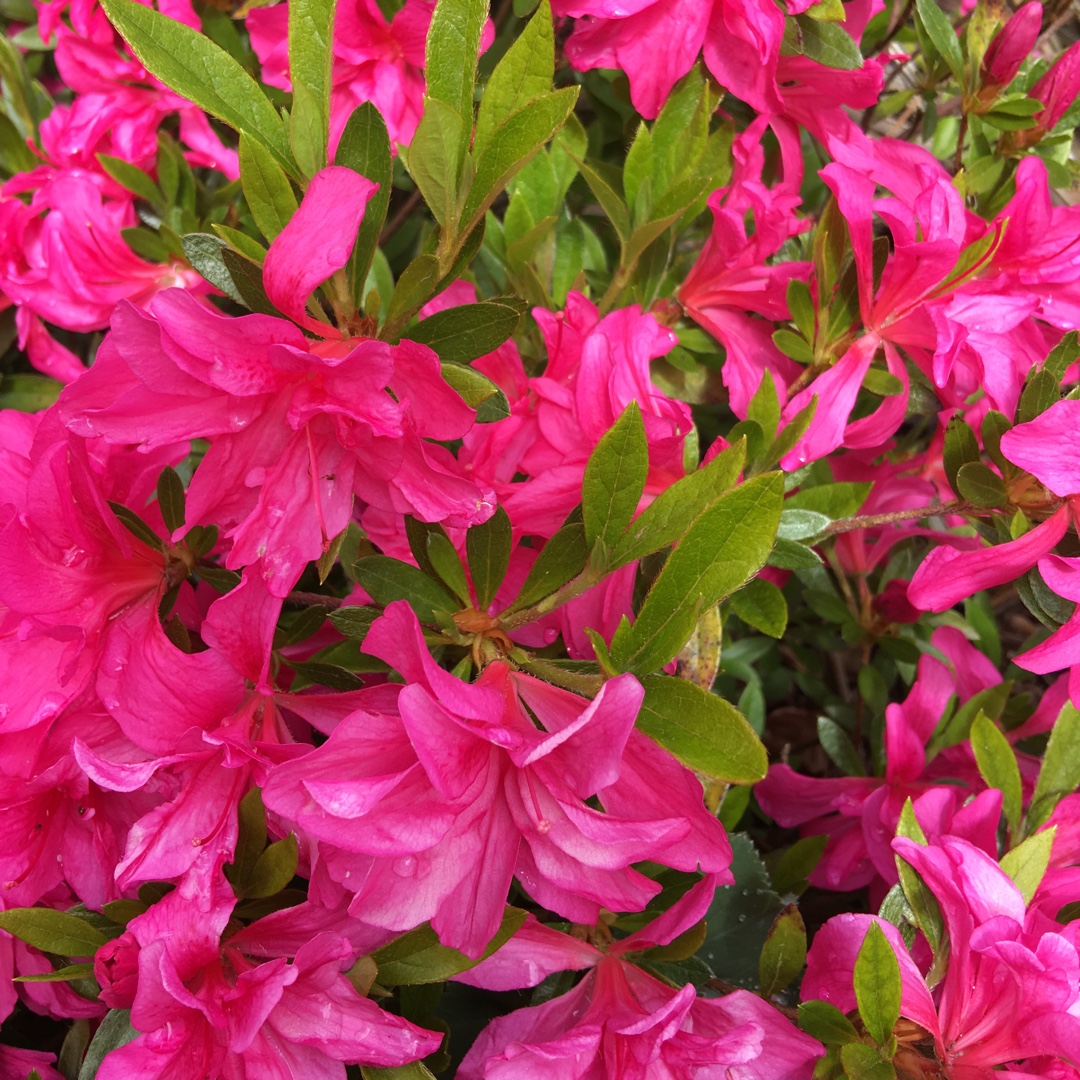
797,999 -> 860,1045
0,908 -> 108,957
211,224 -> 268,264
777,508 -> 830,541
0,374 -> 63,413
475,0 -> 553,157
383,254 -> 441,338
425,0 -> 488,151
1031,702 -> 1080,820
439,363 -> 511,421
786,482 -> 870,519
99,0 -> 294,173
244,833 -> 299,899
239,134 -> 298,242
97,154 -> 162,205
611,474 -> 783,675
970,711 -> 1022,837
406,99 -> 465,229
793,14 -> 863,70
288,0 -> 336,171
426,531 -> 470,604
637,674 -> 767,784
582,401 -> 648,552
758,904 -> 807,998
14,962 -> 96,983
573,155 -> 630,241
730,577 -> 788,639
1000,827 -> 1055,905
853,921 -> 902,1046
915,0 -> 965,82
840,1042 -> 898,1080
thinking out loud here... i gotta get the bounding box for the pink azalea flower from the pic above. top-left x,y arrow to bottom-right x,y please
94,873 -> 441,1079
756,627 -> 1003,894
803,835 -> 1080,1076
263,601 -> 731,958
0,1044 -> 64,1080
456,875 -> 824,1079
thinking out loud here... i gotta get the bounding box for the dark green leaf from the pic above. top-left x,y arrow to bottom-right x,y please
793,14 -> 864,70
637,674 -> 767,784
970,710 -> 1022,836
328,605 -> 380,641
225,786 -> 267,895
1017,367 -> 1060,424
1044,330 -> 1079,384
373,907 -> 527,985
573,155 -> 630,241
0,908 -> 107,957
156,465 -> 186,535
914,0 -> 965,82
506,512 -> 587,612
818,715 -> 865,776
383,253 -> 441,336
582,401 -> 648,552
221,247 -> 282,316
336,103 -> 393,304
181,233 -> 246,305
853,921 -> 902,1046
108,503 -> 163,550
425,531 -> 470,604
611,474 -> 783,675
439,363 -> 511,421
769,835 -> 828,897
955,462 -> 1007,508
408,298 -> 526,362
797,1000 -> 860,1045
758,904 -> 807,998
244,833 -> 299,899
100,0 -> 293,173
466,506 -> 512,611
355,555 -> 459,623
77,1010 -> 139,1080
942,414 -> 980,490
239,133 -> 298,242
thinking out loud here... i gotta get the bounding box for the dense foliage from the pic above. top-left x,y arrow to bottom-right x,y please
1,0 -> 1079,1076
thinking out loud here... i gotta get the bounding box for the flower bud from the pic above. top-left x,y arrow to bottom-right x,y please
93,931 -> 140,1010
981,2 -> 1042,88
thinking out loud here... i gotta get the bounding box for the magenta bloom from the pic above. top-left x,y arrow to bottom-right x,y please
457,876 -> 823,1079
263,601 -> 731,957
803,835 -> 1080,1076
94,874 -> 441,1079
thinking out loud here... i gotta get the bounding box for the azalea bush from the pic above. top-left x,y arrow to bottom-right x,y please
0,0 -> 1079,1075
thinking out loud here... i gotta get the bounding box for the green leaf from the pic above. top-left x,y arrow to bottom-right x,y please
1000,827 -> 1055,905
840,1042 -> 898,1080
786,482 -> 871,519
406,99 -> 465,229
894,799 -> 945,954
582,401 -> 648,552
475,0 -> 553,157
97,154 -> 162,205
970,711 -> 1022,836
573,155 -> 631,241
853,921 -> 902,1046
507,514 -> 587,612
181,232 -> 246,305
942,414 -> 980,490
0,908 -> 108,957
730,577 -> 787,639
611,474 -> 783,675
225,786 -> 268,895
1017,367 -> 1060,424
425,0 -> 488,152
373,907 -> 527,985
288,0 -> 336,172
408,298 -> 527,362
211,224 -> 268,264
772,328 -> 815,363
955,462 -> 1007,508
817,715 -> 865,776
244,833 -> 299,899
769,835 -> 829,896
0,373 -> 63,413
767,537 -> 822,570
328,605 -> 380,642
914,0 -> 965,83
361,1065 -> 438,1080
623,121 -> 652,212
797,1000 -> 860,1045
758,904 -> 807,998
793,14 -> 863,70
1044,330 -> 1079,384
637,674 -> 767,784
786,279 -> 816,343
777,508 -> 830,540
384,253 -> 441,336
439,363 -> 511,421
99,0 -> 293,173
459,87 -> 580,236
155,465 -> 186,536
336,103 -> 393,304
426,531 -> 470,604
747,371 -> 781,443
77,1010 -> 139,1080
466,506 -> 512,611
609,440 -> 747,569
221,247 -> 282,316
109,503 -> 164,550
1030,702 -> 1080,819
239,133 -> 298,242
0,111 -> 40,175
14,962 -> 96,983
862,367 -> 904,396
355,556 -> 459,623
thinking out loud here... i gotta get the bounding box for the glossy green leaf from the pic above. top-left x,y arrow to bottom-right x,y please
373,907 -> 526,985
776,508 -> 830,540
239,134 -> 298,242
609,440 -> 747,568
942,414 -> 980,490
100,0 -> 293,172
582,401 -> 648,552
408,298 -> 526,361
426,531 -> 470,604
637,674 -> 767,784
611,474 -> 783,675
853,921 -> 902,1046
970,711 -> 1022,836
466,506 -> 512,611
355,555 -> 459,623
